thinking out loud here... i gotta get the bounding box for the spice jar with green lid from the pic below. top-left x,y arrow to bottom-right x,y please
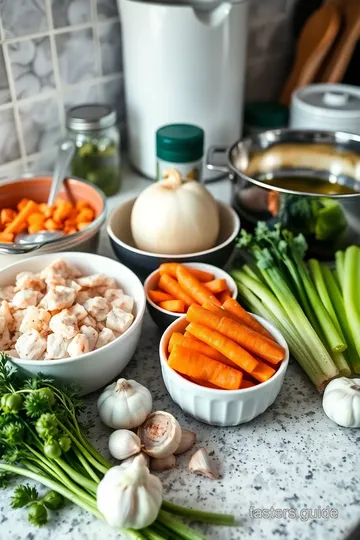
67,104 -> 121,196
156,124 -> 204,181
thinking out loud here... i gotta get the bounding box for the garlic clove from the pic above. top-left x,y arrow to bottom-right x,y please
108,429 -> 141,460
150,455 -> 176,472
137,411 -> 182,458
122,451 -> 150,469
174,429 -> 196,455
188,448 -> 219,480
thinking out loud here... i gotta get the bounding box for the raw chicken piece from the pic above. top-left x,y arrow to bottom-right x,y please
77,274 -> 116,289
76,290 -> 91,306
15,329 -> 47,360
41,286 -> 76,311
10,331 -> 21,345
68,303 -> 87,322
0,300 -> 13,327
49,311 -> 79,340
40,259 -> 81,280
19,306 -> 51,334
82,314 -> 97,328
44,275 -> 66,289
112,294 -> 134,314
95,328 -> 116,349
83,297 -> 110,321
12,290 -> 42,309
106,308 -> 134,334
66,280 -> 82,293
104,289 -> 124,303
15,272 -> 45,292
0,316 -> 10,349
0,285 -> 15,301
5,349 -> 19,358
68,333 -> 91,357
46,333 -> 70,359
80,325 -> 98,350
11,310 -> 25,332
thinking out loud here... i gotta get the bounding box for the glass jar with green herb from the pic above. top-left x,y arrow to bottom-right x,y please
67,104 -> 121,196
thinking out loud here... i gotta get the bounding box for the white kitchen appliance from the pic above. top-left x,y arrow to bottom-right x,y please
119,0 -> 249,179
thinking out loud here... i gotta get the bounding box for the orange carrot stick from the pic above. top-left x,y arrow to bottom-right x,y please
159,263 -> 214,282
4,200 -> 38,234
204,279 -> 228,294
186,304 -> 285,365
250,360 -> 275,383
0,232 -> 14,243
223,298 -> 274,341
148,290 -> 173,304
217,289 -> 232,303
241,379 -> 256,389
202,300 -> 236,320
168,345 -> 242,390
176,266 -> 221,306
186,322 -> 258,374
159,300 -> 186,313
189,377 -> 220,389
168,332 -> 231,364
158,274 -> 194,307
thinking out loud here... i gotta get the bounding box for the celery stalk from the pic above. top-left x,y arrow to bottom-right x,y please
322,265 -> 360,373
296,260 -> 346,352
234,271 -> 337,390
281,256 -> 323,338
235,281 -> 324,383
335,250 -> 345,290
308,259 -> 346,343
343,246 -> 360,371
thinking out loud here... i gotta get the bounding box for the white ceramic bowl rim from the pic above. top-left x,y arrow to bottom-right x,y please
145,262 -> 238,316
106,199 -> 241,259
2,252 -> 146,367
159,314 -> 289,394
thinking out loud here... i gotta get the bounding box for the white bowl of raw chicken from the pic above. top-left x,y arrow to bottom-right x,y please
0,252 -> 146,395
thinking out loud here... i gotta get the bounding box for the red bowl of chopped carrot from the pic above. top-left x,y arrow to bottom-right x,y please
0,176 -> 106,269
144,262 -> 237,330
159,297 -> 289,426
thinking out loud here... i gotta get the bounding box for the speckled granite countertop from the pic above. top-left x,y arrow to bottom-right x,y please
0,165 -> 359,540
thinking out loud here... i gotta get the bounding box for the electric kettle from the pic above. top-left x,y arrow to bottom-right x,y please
119,0 -> 250,179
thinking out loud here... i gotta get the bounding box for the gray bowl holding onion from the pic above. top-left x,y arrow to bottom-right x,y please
107,173 -> 240,280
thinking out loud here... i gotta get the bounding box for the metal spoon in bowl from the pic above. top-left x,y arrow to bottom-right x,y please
15,140 -> 75,245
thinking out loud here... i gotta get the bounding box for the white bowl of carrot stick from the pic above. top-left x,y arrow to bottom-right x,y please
159,297 -> 289,426
144,262 -> 237,330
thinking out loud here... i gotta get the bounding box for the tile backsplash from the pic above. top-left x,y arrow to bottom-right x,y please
0,0 -> 296,178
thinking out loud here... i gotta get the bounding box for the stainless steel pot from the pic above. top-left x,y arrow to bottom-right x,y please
206,129 -> 360,257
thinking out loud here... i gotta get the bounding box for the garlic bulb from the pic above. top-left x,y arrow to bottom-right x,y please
131,170 -> 220,255
122,451 -> 150,469
108,429 -> 141,460
97,462 -> 162,529
323,377 -> 360,427
137,411 -> 182,458
188,448 -> 219,479
97,378 -> 152,430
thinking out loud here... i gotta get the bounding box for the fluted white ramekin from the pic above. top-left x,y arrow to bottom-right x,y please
159,315 -> 289,426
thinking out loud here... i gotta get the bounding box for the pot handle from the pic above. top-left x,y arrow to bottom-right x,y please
205,146 -> 231,176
